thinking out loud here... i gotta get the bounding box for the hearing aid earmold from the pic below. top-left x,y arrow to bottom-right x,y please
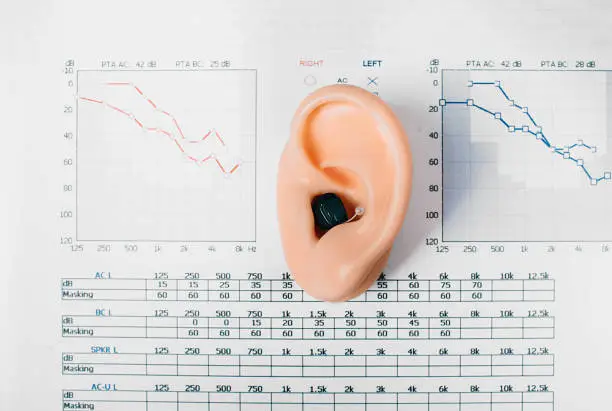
277,84 -> 412,302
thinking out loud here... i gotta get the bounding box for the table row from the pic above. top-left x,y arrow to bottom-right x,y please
63,390 -> 554,411
62,315 -> 555,340
61,278 -> 555,302
62,352 -> 554,377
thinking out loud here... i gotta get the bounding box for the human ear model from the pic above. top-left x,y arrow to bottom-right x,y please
277,85 -> 412,302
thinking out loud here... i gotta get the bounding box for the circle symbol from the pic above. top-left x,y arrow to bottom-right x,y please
304,75 -> 317,86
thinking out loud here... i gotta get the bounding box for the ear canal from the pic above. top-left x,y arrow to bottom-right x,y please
277,84 -> 412,302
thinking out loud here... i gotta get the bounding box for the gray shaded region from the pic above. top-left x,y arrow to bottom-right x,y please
443,71 -> 529,242
442,71 -> 471,240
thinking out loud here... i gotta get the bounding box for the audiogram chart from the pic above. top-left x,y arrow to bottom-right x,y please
441,70 -> 612,242
76,70 -> 257,242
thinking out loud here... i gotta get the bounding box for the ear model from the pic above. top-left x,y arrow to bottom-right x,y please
277,84 -> 412,302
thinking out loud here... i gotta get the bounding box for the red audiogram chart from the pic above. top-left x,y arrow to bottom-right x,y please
79,82 -> 240,175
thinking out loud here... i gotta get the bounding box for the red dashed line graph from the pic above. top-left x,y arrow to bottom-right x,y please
78,82 -> 240,175
76,69 -> 256,242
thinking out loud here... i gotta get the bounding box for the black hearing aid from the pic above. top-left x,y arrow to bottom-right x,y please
312,193 -> 365,231
312,193 -> 348,231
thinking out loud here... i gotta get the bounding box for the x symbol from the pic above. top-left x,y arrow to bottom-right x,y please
367,77 -> 378,87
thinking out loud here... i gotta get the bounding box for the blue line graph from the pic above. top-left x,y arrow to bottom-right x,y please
440,80 -> 611,185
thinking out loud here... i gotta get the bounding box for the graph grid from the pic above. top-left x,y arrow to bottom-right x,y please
76,69 -> 257,242
441,70 -> 612,242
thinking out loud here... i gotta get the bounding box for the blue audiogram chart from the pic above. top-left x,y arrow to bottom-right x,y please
441,70 -> 612,242
441,80 -> 609,185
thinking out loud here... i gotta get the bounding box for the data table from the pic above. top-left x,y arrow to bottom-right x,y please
60,272 -> 557,410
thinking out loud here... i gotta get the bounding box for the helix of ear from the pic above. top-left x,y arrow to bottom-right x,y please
277,84 -> 412,302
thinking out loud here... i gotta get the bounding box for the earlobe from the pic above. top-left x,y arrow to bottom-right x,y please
277,85 -> 412,302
